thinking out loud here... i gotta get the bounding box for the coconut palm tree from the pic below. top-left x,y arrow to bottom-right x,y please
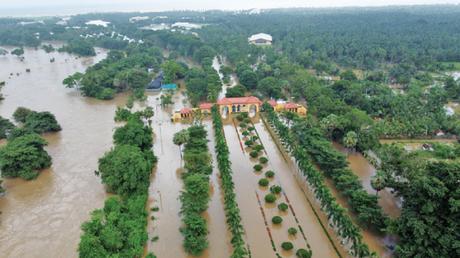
173,129 -> 189,160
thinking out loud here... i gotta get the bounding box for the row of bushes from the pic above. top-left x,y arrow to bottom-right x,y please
178,125 -> 212,255
238,112 -> 312,257
264,108 -> 375,258
211,106 -> 249,257
78,108 -> 157,258
289,115 -> 388,232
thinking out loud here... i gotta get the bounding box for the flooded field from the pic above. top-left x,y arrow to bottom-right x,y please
0,46 -> 128,257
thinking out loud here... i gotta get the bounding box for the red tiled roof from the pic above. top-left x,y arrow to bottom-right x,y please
217,96 -> 262,105
284,103 -> 298,109
199,102 -> 213,109
180,108 -> 193,114
267,99 -> 277,107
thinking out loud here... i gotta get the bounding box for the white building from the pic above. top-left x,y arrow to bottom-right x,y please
248,33 -> 272,46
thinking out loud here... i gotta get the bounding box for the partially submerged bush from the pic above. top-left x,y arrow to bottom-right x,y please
253,164 -> 263,171
258,178 -> 269,187
296,248 -> 312,258
264,193 -> 277,203
281,242 -> 294,251
249,150 -> 259,158
270,185 -> 282,194
253,145 -> 264,152
288,227 -> 298,236
259,157 -> 268,164
278,203 -> 289,212
265,170 -> 275,178
272,216 -> 283,224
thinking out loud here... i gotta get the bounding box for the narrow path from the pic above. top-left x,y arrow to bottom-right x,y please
203,121 -> 233,257
252,119 -> 343,258
223,121 -> 275,258
147,93 -> 187,257
254,117 -> 347,257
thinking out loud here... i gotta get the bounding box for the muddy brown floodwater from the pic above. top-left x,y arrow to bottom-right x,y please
0,46 -> 130,257
331,143 -> 400,257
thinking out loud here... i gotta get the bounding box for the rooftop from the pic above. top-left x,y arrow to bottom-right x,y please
199,102 -> 213,109
162,83 -> 177,90
248,33 -> 272,42
217,96 -> 262,105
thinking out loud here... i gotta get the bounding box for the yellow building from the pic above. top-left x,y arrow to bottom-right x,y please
216,96 -> 262,116
268,100 -> 307,116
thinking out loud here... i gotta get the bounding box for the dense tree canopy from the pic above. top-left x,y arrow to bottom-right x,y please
97,144 -> 152,197
0,133 -> 51,180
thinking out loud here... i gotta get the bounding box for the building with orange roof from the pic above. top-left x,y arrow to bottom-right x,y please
199,102 -> 213,114
216,96 -> 262,116
268,99 -> 307,116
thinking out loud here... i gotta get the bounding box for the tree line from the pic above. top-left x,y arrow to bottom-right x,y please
78,107 -> 157,258
211,105 -> 249,257
264,104 -> 375,257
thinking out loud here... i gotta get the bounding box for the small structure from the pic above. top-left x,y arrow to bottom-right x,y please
161,83 -> 177,91
172,108 -> 193,121
268,99 -> 307,116
146,71 -> 164,91
248,33 -> 272,46
199,102 -> 213,115
217,96 -> 262,116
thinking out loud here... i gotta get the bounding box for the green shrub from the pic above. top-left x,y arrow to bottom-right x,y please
243,117 -> 251,123
249,150 -> 259,158
281,242 -> 294,251
278,203 -> 289,212
259,157 -> 268,164
236,114 -> 244,121
296,248 -> 312,258
258,178 -> 269,187
251,135 -> 259,141
272,216 -> 283,224
270,185 -> 282,194
248,126 -> 255,131
242,130 -> 250,137
253,145 -> 264,152
288,227 -> 298,236
265,193 -> 277,203
240,122 -> 247,128
253,164 -> 263,171
245,140 -> 253,147
265,170 -> 275,178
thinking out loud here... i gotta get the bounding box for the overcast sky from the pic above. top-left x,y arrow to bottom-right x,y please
2,0 -> 460,16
